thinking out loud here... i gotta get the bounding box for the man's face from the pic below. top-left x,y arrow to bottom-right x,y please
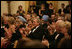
51,15 -> 55,20
22,27 -> 25,31
28,21 -> 32,27
61,4 -> 65,8
41,4 -> 45,9
58,17 -> 62,20
51,23 -> 56,30
55,23 -> 61,33
33,19 -> 39,26
60,27 -> 67,34
19,7 -> 22,10
11,25 -> 16,31
55,24 -> 59,32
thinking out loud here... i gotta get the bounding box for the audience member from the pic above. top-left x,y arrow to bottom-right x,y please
1,2 -> 71,48
16,5 -> 25,17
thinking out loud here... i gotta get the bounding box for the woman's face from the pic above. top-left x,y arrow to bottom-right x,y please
4,17 -> 8,24
28,21 -> 32,27
60,27 -> 67,34
49,4 -> 52,7
11,25 -> 16,31
19,7 -> 22,10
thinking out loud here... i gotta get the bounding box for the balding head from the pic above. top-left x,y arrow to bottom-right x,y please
55,20 -> 66,33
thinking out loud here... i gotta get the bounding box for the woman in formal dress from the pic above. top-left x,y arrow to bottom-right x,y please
39,4 -> 46,19
49,3 -> 55,17
16,5 -> 25,17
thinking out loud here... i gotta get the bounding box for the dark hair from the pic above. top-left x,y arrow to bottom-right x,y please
7,14 -> 12,17
18,5 -> 22,9
49,3 -> 53,5
61,3 -> 65,6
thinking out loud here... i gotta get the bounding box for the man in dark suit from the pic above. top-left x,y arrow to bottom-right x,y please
58,3 -> 66,14
27,15 -> 49,41
42,20 -> 64,48
27,23 -> 49,41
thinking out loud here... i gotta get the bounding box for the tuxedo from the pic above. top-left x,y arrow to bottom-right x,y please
58,8 -> 66,14
45,32 -> 58,43
27,23 -> 49,41
49,33 -> 64,48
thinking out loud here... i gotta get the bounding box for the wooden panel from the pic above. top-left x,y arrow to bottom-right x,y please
1,1 -> 8,16
25,1 -> 30,14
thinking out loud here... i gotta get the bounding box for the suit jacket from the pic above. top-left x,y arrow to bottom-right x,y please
10,29 -> 22,42
58,8 -> 66,14
45,32 -> 58,43
49,33 -> 64,48
27,23 -> 49,41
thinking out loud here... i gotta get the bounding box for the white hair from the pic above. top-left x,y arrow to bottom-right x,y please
56,20 -> 66,28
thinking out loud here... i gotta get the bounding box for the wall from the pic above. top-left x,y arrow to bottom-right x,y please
1,1 -> 8,16
10,1 -> 25,14
47,1 -> 69,12
58,1 -> 69,9
1,1 -> 69,15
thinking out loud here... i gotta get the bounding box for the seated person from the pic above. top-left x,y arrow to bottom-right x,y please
27,15 -> 49,41
42,20 -> 65,48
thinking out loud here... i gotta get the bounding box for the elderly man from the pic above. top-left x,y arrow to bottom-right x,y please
42,20 -> 65,48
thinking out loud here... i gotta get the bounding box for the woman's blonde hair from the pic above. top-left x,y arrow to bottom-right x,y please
65,21 -> 71,31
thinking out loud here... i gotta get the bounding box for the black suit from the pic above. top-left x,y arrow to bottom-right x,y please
49,33 -> 64,48
27,23 -> 49,41
58,8 -> 66,14
45,32 -> 58,43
